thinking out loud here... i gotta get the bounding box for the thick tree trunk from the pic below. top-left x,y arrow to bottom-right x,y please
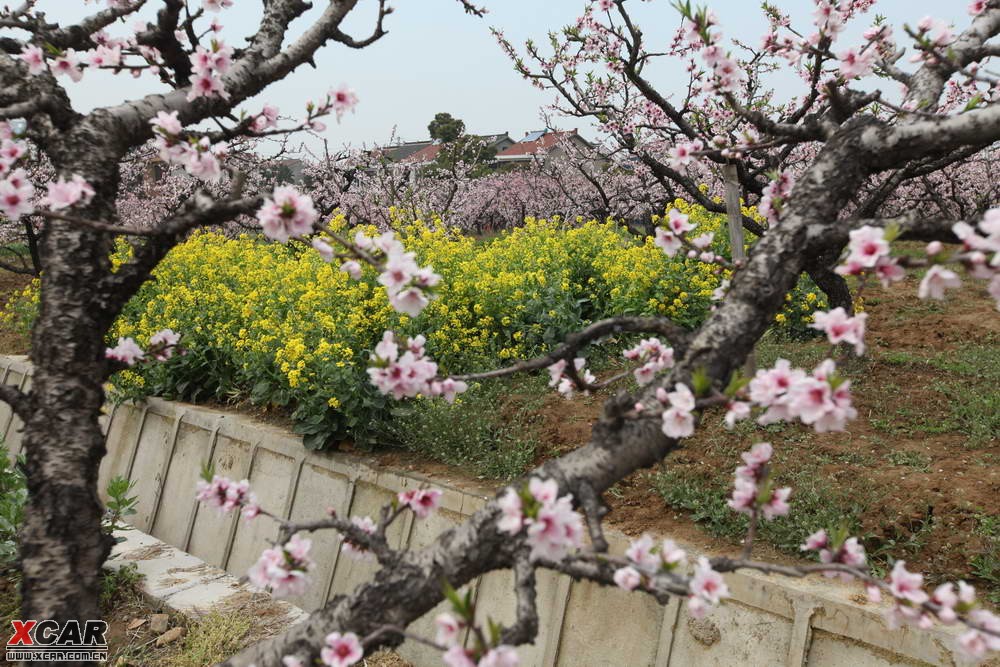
19,217 -> 116,666
18,370 -> 111,650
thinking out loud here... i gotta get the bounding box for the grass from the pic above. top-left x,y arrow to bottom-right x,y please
652,321 -> 998,589
160,611 -> 254,667
863,515 -> 938,579
653,465 -> 875,556
878,345 -> 1000,447
387,377 -> 544,480
754,334 -> 829,370
100,563 -> 144,611
884,450 -> 931,472
0,577 -> 18,636
971,514 -> 1000,605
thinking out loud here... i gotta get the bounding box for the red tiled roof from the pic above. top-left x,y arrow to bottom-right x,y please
401,143 -> 444,164
496,130 -> 577,158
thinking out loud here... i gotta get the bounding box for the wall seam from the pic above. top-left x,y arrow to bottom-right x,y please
541,576 -> 572,667
652,596 -> 683,667
221,440 -> 260,571
321,477 -> 358,606
147,409 -> 187,538
786,600 -> 819,667
182,423 -> 221,553
123,405 -> 150,483
282,456 -> 307,521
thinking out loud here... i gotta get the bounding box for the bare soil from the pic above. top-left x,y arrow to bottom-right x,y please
378,276 -> 1000,594
0,271 -> 30,356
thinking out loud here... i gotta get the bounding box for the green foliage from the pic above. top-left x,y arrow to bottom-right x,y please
873,344 -> 999,447
863,514 -> 938,579
99,563 -> 143,611
104,475 -> 139,539
429,136 -> 498,177
654,466 -> 870,556
0,445 -> 26,572
970,514 -> 1000,604
387,380 -> 540,480
428,112 -> 466,143
0,276 -> 40,335
6,206 -> 822,455
883,449 -> 931,472
0,577 -> 19,637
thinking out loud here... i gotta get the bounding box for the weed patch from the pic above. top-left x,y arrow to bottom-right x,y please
653,466 -> 873,556
387,379 -> 542,480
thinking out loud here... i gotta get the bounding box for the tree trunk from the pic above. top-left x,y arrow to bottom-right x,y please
18,219 -> 116,666
807,246 -> 854,313
24,219 -> 43,276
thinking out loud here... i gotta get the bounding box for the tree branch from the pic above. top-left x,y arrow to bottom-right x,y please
450,316 -> 690,382
0,384 -> 29,419
499,553 -> 539,647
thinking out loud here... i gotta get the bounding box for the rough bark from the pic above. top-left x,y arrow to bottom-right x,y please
19,221 -> 117,666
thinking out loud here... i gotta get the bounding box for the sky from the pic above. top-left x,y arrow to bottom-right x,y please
33,0 -> 974,152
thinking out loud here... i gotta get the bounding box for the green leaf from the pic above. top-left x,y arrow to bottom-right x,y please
883,222 -> 902,243
963,94 -> 984,112
691,367 -> 712,396
250,380 -> 272,402
302,432 -> 329,450
488,617 -> 502,646
724,371 -> 749,397
441,579 -> 468,617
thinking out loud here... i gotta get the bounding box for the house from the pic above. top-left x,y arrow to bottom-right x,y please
400,132 -> 515,166
375,140 -> 435,162
494,129 -> 594,166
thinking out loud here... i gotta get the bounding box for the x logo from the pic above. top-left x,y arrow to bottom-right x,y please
9,620 -> 35,645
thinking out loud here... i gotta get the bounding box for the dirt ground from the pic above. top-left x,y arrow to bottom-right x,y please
1,571 -> 385,667
0,271 -> 30,356
501,274 -> 999,593
378,273 -> 999,597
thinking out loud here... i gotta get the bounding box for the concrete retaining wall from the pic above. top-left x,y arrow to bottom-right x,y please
1,355 -> 982,667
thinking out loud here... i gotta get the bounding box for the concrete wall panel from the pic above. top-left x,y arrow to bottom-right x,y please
128,411 -> 176,532
668,601 -> 792,667
556,578 -> 664,667
99,405 -> 143,496
151,421 -> 212,548
227,447 -> 296,575
285,463 -> 353,612
807,630 -> 927,666
187,434 -> 252,567
399,507 -> 475,666
328,481 -> 408,598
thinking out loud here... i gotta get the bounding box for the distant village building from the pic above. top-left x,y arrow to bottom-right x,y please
376,140 -> 435,162
371,129 -> 596,169
494,129 -> 594,166
399,132 -> 515,166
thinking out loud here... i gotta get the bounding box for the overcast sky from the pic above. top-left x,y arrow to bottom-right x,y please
40,0 -> 973,151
